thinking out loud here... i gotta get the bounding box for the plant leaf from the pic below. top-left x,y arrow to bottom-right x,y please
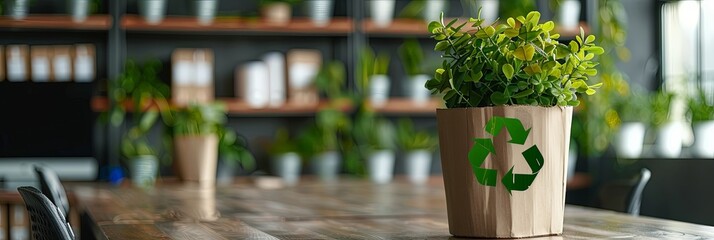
513,45 -> 536,61
502,64 -> 515,80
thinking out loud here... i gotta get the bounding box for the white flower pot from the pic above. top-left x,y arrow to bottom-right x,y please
195,0 -> 219,26
404,150 -> 432,184
614,122 -> 646,159
692,121 -> 714,158
423,0 -> 447,23
311,151 -> 340,181
370,0 -> 395,28
306,0 -> 333,27
129,155 -> 159,188
567,140 -> 577,181
139,0 -> 167,25
558,0 -> 581,30
367,150 -> 395,184
369,74 -> 390,107
216,158 -> 238,186
462,0 -> 498,24
404,74 -> 431,105
655,122 -> 684,158
6,0 -> 29,20
68,0 -> 89,23
272,152 -> 301,186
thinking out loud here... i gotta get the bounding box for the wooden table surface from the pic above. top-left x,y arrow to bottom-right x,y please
70,177 -> 714,240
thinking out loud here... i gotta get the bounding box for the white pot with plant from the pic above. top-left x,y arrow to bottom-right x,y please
139,0 -> 167,25
370,0 -> 395,28
260,0 -> 299,25
355,108 -> 396,184
427,12 -> 604,237
361,48 -> 391,107
172,103 -> 225,187
462,0 -> 498,23
687,89 -> 714,158
614,90 -> 650,159
650,92 -> 681,158
216,128 -> 255,185
195,0 -> 219,25
423,0 -> 447,23
399,39 -> 432,105
67,0 -> 93,22
554,0 -> 581,31
5,0 -> 30,20
299,108 -> 349,181
396,119 -> 436,184
305,0 -> 333,27
268,129 -> 302,186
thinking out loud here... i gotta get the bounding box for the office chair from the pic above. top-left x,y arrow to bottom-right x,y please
17,186 -> 75,240
34,165 -> 70,219
599,168 -> 652,216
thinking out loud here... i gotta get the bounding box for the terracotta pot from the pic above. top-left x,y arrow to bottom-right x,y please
262,2 -> 292,25
436,106 -> 572,238
174,135 -> 219,187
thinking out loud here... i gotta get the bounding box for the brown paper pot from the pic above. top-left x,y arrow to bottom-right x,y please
174,135 -> 218,186
436,106 -> 572,238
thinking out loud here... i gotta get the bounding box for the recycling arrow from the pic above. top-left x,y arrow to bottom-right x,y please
468,116 -> 544,194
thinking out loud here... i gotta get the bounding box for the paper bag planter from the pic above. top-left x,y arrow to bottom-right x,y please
437,106 -> 572,238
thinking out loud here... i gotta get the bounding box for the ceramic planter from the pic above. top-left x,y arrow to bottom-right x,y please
272,152 -> 301,186
436,106 -> 572,238
370,0 -> 396,28
692,121 -> 714,158
68,0 -> 89,22
557,0 -> 581,30
369,74 -> 390,107
404,74 -> 431,105
305,0 -> 333,27
423,0 -> 447,23
139,0 -> 167,25
367,150 -> 395,184
216,158 -> 238,186
311,151 -> 340,181
262,2 -> 292,25
174,135 -> 219,186
195,0 -> 219,26
655,122 -> 684,158
5,0 -> 29,20
129,155 -> 159,188
462,0 -> 498,24
403,150 -> 432,184
614,122 -> 646,159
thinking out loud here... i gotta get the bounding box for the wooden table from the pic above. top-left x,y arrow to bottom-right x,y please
71,177 -> 714,239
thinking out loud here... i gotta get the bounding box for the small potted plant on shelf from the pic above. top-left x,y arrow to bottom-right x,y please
298,108 -> 350,181
138,0 -> 167,25
650,91 -> 679,158
399,39 -> 433,105
360,47 -> 391,107
304,0 -> 333,27
267,128 -> 301,186
369,0 -> 395,28
216,128 -> 256,185
67,0 -> 99,22
4,0 -> 30,20
194,0 -> 219,25
396,118 -> 436,184
260,0 -> 300,25
688,89 -> 714,158
109,60 -> 173,188
171,103 -> 226,187
354,107 -> 396,184
551,0 -> 581,31
426,11 -> 603,237
613,89 -> 650,159
461,0 -> 498,23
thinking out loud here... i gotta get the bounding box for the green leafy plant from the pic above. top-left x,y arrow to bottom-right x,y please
615,89 -> 650,123
218,128 -> 256,171
688,89 -> 714,122
358,47 -> 391,93
172,103 -> 227,136
297,108 -> 351,157
315,61 -> 346,100
267,128 -> 298,155
396,119 -> 436,151
426,11 -> 604,108
500,0 -> 536,19
650,91 -> 674,128
353,107 -> 395,151
399,39 -> 426,76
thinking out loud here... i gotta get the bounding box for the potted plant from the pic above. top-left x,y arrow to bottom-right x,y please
5,0 -> 29,20
299,108 -> 350,181
650,91 -> 680,158
396,119 -> 436,184
688,89 -> 714,158
216,128 -> 256,185
195,0 -> 219,25
426,11 -> 603,237
267,128 -> 301,186
260,0 -> 300,25
138,0 -> 167,25
423,0 -> 447,23
360,47 -> 391,107
354,107 -> 396,184
304,0 -> 333,27
399,39 -> 432,104
614,89 -> 650,159
109,60 -> 172,188
551,0 -> 581,31
67,0 -> 99,22
461,0 -> 498,23
369,0 -> 395,28
171,103 -> 226,186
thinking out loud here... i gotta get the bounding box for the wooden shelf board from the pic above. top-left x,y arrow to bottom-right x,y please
369,98 -> 442,115
0,15 -> 111,30
364,18 -> 589,38
122,15 -> 353,35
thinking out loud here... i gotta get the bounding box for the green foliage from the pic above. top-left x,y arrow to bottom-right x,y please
297,108 -> 351,157
650,91 -> 674,128
315,61 -> 346,99
399,39 -> 426,76
358,47 -> 391,94
615,89 -> 650,123
396,119 -> 436,151
426,11 -> 603,108
267,128 -> 298,155
688,89 -> 714,122
218,128 -> 256,171
259,0 -> 301,6
500,0 -> 537,19
353,107 -> 395,151
172,103 -> 227,136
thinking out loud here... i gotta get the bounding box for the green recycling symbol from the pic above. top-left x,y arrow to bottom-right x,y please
468,116 -> 544,193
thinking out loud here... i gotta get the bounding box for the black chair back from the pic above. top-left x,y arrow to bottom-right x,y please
34,165 -> 70,218
599,168 -> 652,216
17,186 -> 75,240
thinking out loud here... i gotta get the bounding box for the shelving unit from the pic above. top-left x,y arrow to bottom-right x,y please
0,15 -> 111,30
364,18 -> 590,38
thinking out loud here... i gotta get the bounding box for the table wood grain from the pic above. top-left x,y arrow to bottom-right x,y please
70,177 -> 714,239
